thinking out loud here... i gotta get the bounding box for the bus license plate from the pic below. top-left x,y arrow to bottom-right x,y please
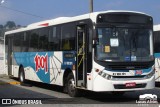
125,82 -> 136,87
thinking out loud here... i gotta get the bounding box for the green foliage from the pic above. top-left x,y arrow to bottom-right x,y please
4,21 -> 16,29
0,21 -> 21,37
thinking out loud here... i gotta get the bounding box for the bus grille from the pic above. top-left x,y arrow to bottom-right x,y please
105,62 -> 153,70
107,65 -> 149,70
112,75 -> 146,80
112,75 -> 146,78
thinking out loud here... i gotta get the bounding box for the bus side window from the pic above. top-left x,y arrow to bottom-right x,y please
13,33 -> 24,52
63,39 -> 70,50
154,31 -> 160,53
39,28 -> 49,52
48,26 -> 60,51
61,23 -> 75,51
22,32 -> 29,52
29,30 -> 39,52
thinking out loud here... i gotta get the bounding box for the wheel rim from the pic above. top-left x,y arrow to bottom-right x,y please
68,78 -> 75,93
20,72 -> 24,82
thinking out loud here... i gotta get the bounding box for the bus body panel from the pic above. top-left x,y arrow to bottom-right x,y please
154,53 -> 160,82
92,60 -> 154,91
154,25 -> 160,82
12,51 -> 75,86
93,74 -> 154,91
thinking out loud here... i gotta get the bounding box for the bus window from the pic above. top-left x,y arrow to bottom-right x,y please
39,28 -> 49,52
61,23 -> 75,51
22,32 -> 29,52
154,31 -> 160,53
48,26 -> 60,51
29,30 -> 39,52
13,33 -> 23,52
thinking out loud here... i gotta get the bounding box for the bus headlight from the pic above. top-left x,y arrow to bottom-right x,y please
98,71 -> 112,80
145,70 -> 155,79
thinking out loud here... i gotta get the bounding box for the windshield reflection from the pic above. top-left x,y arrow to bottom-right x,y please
96,28 -> 152,62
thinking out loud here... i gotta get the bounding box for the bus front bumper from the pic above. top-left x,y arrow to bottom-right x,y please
93,75 -> 155,92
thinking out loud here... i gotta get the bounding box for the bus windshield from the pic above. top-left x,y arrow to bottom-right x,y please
96,27 -> 152,62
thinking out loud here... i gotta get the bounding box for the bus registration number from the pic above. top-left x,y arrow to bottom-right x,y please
113,72 -> 126,76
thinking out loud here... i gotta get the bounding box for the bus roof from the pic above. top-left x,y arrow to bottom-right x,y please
5,10 -> 150,35
154,25 -> 160,31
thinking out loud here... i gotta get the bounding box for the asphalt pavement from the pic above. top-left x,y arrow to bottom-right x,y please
0,74 -> 159,107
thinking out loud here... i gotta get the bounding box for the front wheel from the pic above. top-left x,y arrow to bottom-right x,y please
67,73 -> 79,97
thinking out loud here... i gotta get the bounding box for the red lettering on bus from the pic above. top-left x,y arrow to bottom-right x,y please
34,53 -> 48,74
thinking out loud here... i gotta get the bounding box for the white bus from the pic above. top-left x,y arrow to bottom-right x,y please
154,24 -> 160,82
5,10 -> 155,97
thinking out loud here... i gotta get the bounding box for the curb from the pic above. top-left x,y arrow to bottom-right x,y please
0,81 -> 20,85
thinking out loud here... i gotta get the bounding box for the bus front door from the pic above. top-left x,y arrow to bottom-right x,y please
76,25 -> 87,87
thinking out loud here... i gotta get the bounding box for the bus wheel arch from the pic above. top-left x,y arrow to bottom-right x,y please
18,65 -> 25,83
63,68 -> 79,97
67,72 -> 79,97
63,68 -> 72,93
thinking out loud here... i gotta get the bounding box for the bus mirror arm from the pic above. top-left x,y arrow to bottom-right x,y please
93,40 -> 98,48
93,43 -> 96,48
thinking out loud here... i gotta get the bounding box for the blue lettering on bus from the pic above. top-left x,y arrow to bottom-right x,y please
61,51 -> 76,70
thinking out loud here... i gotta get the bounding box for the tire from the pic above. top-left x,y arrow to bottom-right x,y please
63,78 -> 68,93
19,67 -> 25,83
67,73 -> 79,97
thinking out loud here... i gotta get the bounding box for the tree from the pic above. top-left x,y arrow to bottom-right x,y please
4,21 -> 16,29
0,25 -> 3,29
0,21 -> 22,37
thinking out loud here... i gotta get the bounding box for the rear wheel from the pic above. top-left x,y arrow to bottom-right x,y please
19,67 -> 25,83
67,73 -> 79,97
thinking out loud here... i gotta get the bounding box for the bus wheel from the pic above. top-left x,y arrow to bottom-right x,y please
19,67 -> 25,84
67,73 -> 79,97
